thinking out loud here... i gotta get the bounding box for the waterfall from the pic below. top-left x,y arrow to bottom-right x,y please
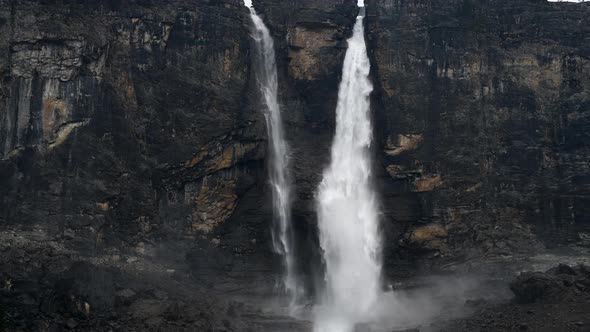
247,5 -> 301,304
315,7 -> 381,332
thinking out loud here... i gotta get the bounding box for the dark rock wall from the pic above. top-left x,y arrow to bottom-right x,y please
1,0 -> 589,285
366,0 -> 590,270
0,0 -> 361,284
0,0 -> 274,275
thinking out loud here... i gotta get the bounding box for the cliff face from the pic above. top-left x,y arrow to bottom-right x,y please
255,0 -> 359,282
367,0 -> 590,268
1,0 -> 589,283
0,0 -> 274,274
0,0 -> 362,284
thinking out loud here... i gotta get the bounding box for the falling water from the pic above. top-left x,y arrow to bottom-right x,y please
315,6 -> 381,332
247,4 -> 301,303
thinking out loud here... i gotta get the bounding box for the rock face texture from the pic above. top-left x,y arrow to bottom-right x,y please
511,264 -> 590,304
1,0 -> 590,305
0,0 -> 273,276
366,0 -> 590,270
2,0 -> 590,330
0,0 -> 361,288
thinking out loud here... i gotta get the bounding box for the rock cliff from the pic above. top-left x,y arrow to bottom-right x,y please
366,0 -> 590,270
1,0 -> 590,330
0,0 -> 271,275
0,0 -> 589,303
0,0 -> 362,288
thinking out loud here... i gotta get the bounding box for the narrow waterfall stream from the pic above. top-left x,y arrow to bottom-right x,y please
315,6 -> 381,332
247,5 -> 301,304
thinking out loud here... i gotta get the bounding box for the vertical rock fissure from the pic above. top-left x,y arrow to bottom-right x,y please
315,5 -> 382,332
247,4 -> 302,304
3,0 -> 17,157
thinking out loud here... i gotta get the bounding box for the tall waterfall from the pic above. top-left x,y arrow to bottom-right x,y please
315,7 -> 381,332
247,5 -> 300,303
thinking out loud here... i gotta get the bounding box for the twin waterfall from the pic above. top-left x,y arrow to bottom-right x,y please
315,8 -> 381,331
248,3 -> 381,331
248,7 -> 300,302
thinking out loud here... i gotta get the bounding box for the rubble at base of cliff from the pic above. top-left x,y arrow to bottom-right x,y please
2,227 -> 590,332
438,264 -> 590,332
0,229 -> 308,332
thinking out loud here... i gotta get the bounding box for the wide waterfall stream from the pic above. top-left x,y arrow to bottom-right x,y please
248,5 -> 301,304
314,7 -> 381,332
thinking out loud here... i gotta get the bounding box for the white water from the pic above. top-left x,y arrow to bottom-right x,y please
315,8 -> 381,332
247,5 -> 301,304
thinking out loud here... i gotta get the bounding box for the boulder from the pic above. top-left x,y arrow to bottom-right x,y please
510,264 -> 590,304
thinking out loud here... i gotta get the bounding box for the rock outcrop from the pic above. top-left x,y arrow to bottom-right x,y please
511,264 -> 590,304
366,0 -> 590,269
